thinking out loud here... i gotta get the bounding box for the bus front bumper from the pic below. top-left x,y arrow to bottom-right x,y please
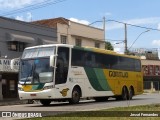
18,89 -> 54,100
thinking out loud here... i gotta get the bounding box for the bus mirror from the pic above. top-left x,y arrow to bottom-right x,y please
11,59 -> 19,71
50,55 -> 55,67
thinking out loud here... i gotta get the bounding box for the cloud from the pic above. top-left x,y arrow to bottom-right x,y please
124,17 -> 160,25
15,12 -> 32,22
152,40 -> 160,46
157,23 -> 160,30
104,12 -> 112,16
15,15 -> 24,21
112,42 -> 124,54
107,17 -> 160,30
0,0 -> 44,9
114,47 -> 124,54
69,18 -> 90,25
99,12 -> 112,17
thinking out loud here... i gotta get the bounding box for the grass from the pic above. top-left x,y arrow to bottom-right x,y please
21,104 -> 160,120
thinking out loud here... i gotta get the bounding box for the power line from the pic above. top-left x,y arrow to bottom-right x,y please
0,0 -> 67,16
90,19 -> 160,32
0,0 -> 52,15
106,19 -> 160,32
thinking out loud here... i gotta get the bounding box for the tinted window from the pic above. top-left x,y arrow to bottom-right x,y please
135,59 -> 141,72
71,48 -> 141,72
118,57 -> 135,71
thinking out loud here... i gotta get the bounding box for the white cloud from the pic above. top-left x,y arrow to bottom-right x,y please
0,0 -> 44,9
157,23 -> 160,30
69,18 -> 90,25
15,12 -> 33,22
26,12 -> 32,21
124,17 -> 160,25
114,47 -> 124,54
15,15 -> 24,21
99,12 -> 112,17
104,12 -> 112,16
112,42 -> 124,54
152,40 -> 160,46
107,17 -> 160,30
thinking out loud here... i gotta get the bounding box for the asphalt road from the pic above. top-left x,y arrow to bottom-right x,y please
0,93 -> 160,119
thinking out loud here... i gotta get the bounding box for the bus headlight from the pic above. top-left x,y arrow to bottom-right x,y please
43,85 -> 54,90
18,87 -> 24,91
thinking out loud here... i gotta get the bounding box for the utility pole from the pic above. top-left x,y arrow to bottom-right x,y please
124,23 -> 128,54
103,16 -> 106,41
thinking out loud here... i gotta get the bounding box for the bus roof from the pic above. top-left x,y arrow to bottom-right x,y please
25,44 -> 74,50
25,44 -> 140,59
82,46 -> 140,60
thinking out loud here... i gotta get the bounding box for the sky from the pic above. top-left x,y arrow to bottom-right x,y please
1,0 -> 160,54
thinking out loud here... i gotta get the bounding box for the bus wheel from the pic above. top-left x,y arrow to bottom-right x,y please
40,99 -> 51,106
122,87 -> 129,100
69,87 -> 81,104
129,87 -> 134,100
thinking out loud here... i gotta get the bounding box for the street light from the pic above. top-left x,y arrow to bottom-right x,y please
128,30 -> 150,50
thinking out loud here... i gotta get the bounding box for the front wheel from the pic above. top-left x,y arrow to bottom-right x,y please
69,87 -> 81,104
40,99 -> 51,106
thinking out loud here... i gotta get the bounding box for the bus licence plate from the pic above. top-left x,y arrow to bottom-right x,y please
30,94 -> 36,96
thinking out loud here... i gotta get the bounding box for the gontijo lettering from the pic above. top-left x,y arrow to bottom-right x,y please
109,71 -> 128,78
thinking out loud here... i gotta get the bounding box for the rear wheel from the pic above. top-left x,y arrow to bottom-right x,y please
40,99 -> 51,106
69,87 -> 81,104
122,87 -> 129,100
129,87 -> 134,100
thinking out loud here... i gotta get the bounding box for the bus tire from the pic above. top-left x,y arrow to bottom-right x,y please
129,87 -> 134,100
40,99 -> 51,106
122,87 -> 129,100
69,87 -> 81,104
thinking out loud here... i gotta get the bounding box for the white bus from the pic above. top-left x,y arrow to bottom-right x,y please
14,44 -> 143,106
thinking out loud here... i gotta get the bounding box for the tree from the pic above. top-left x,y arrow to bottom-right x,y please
105,41 -> 114,50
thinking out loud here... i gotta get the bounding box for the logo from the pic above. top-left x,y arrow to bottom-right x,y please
2,112 -> 11,117
60,88 -> 69,97
109,71 -> 128,78
1,112 -> 42,118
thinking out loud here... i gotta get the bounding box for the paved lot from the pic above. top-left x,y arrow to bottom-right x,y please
0,93 -> 159,119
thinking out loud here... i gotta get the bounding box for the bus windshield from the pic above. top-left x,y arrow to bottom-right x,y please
20,46 -> 55,84
20,58 -> 53,84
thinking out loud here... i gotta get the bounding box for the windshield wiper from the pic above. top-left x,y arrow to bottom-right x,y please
24,65 -> 34,85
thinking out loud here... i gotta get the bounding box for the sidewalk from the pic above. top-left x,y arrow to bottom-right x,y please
0,98 -> 27,106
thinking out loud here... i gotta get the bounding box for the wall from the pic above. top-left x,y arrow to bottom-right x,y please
0,17 -> 57,59
57,21 -> 105,49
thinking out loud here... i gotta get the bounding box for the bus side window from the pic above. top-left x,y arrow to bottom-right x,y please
55,47 -> 69,85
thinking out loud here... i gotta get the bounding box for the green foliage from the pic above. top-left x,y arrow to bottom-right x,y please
105,41 -> 114,50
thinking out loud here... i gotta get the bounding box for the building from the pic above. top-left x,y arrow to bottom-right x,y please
33,17 -> 105,49
0,17 -> 57,100
142,59 -> 160,92
131,48 -> 160,92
